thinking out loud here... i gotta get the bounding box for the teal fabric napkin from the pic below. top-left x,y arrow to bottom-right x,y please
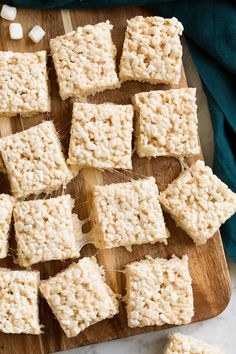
5,0 -> 236,261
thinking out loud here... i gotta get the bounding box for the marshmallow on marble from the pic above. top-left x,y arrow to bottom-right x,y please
28,25 -> 45,43
9,23 -> 23,40
1,4 -> 17,21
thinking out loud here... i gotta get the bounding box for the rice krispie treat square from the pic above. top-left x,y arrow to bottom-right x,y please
0,194 -> 14,259
14,195 -> 79,266
119,16 -> 183,85
92,177 -> 169,250
164,333 -> 224,354
40,257 -> 119,337
67,103 -> 133,170
0,269 -> 41,334
50,21 -> 120,100
125,255 -> 194,328
133,88 -> 200,158
159,160 -> 236,245
0,121 -> 73,199
0,51 -> 50,117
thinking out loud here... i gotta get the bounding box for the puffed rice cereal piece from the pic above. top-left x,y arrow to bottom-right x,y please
67,102 -> 133,171
159,160 -> 236,244
163,332 -> 224,354
0,269 -> 41,334
0,121 -> 73,199
119,16 -> 183,85
133,88 -> 200,158
0,51 -> 50,117
0,194 -> 14,259
40,257 -> 119,337
50,21 -> 120,100
14,195 -> 82,266
92,177 -> 169,250
125,255 -> 194,328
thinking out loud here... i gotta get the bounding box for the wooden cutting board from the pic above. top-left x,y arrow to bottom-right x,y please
0,5 -> 231,354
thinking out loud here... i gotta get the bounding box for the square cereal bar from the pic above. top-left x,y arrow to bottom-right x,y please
119,16 -> 183,85
67,103 -> 133,170
0,121 -> 73,199
159,160 -> 236,244
92,177 -> 169,250
0,194 -> 14,258
164,333 -> 224,354
0,269 -> 41,334
0,51 -> 50,117
50,21 -> 120,100
125,255 -> 194,328
133,88 -> 200,158
14,195 -> 79,266
40,257 -> 119,337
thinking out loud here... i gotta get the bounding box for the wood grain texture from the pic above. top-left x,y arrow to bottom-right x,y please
0,5 -> 231,354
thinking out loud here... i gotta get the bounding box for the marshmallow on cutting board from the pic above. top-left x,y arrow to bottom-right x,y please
28,25 -> 45,43
9,23 -> 23,40
1,4 -> 17,21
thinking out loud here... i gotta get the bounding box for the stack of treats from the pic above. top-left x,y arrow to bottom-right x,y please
0,14 -> 235,353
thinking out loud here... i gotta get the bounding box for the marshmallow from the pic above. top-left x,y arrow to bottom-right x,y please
1,4 -> 17,21
28,25 -> 45,44
9,23 -> 23,40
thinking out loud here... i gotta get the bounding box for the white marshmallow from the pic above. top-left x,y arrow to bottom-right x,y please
1,4 -> 17,21
28,25 -> 45,44
9,23 -> 23,40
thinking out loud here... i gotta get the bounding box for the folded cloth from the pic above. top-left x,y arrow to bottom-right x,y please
4,0 -> 236,261
148,0 -> 236,262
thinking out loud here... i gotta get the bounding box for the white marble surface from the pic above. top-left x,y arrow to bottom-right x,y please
59,42 -> 235,354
